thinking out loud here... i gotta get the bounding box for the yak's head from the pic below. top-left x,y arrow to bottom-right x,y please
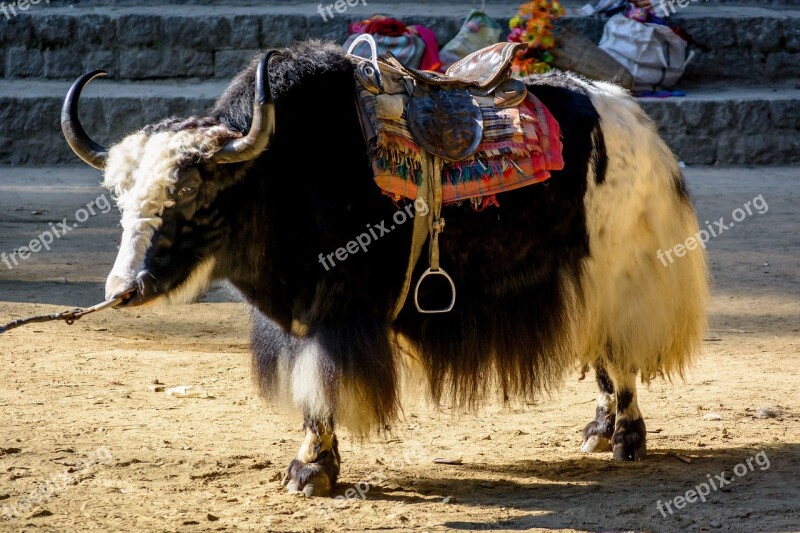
61,52 -> 279,308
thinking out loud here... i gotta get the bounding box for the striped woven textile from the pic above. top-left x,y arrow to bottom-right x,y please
356,85 -> 564,205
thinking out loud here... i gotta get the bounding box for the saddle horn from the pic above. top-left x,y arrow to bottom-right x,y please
61,69 -> 109,170
214,50 -> 280,165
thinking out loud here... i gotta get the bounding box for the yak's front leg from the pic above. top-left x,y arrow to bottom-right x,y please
251,317 -> 342,497
283,415 -> 341,496
251,309 -> 398,497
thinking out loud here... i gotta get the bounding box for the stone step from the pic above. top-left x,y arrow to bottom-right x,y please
0,2 -> 798,85
0,78 -> 225,165
640,86 -> 799,165
0,78 -> 796,165
40,0 -> 800,4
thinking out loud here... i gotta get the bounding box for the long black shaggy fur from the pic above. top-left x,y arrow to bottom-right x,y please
168,42 -> 603,428
396,71 -> 600,409
215,42 -> 408,428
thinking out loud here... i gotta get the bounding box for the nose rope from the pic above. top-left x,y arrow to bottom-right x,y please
0,290 -> 135,334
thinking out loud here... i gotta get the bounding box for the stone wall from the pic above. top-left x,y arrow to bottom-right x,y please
0,1 -> 797,165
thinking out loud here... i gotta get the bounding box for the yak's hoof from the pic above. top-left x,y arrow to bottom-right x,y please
581,409 -> 615,453
581,434 -> 612,453
282,452 -> 339,497
611,417 -> 647,461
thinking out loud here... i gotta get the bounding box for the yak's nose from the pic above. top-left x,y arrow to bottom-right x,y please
105,274 -> 135,303
105,271 -> 158,307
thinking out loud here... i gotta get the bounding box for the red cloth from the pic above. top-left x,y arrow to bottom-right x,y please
413,25 -> 443,72
349,16 -> 408,37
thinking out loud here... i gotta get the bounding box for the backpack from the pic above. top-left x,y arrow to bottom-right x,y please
598,14 -> 695,91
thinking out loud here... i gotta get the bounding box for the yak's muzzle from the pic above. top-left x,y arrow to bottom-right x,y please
106,271 -> 158,308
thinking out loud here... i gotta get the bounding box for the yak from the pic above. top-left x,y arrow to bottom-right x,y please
61,41 -> 708,496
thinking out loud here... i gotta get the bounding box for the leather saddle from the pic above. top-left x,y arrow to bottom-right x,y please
349,37 -> 528,162
387,41 -> 525,92
347,37 -> 530,314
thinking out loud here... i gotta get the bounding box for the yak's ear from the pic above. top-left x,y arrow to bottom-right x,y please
214,51 -> 280,165
62,70 -> 109,170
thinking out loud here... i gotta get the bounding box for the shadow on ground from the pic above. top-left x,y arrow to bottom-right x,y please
357,444 -> 799,532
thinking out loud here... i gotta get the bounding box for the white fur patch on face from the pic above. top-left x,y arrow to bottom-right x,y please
101,127 -> 231,300
104,216 -> 161,299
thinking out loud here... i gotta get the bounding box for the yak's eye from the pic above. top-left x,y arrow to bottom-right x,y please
175,167 -> 202,199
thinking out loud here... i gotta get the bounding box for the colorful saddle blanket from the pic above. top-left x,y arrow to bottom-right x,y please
355,84 -> 564,206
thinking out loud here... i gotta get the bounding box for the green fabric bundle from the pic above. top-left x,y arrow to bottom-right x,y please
439,10 -> 503,69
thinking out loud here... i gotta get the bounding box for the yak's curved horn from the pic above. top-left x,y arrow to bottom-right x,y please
61,70 -> 109,170
214,51 -> 280,165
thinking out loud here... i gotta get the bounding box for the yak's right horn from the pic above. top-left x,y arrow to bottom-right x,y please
214,51 -> 280,165
61,70 -> 109,170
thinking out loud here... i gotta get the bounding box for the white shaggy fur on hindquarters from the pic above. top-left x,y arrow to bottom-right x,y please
572,78 -> 709,379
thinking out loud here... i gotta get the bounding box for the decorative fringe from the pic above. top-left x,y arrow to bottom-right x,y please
441,153 -> 530,185
372,132 -> 424,185
370,136 -> 537,187
465,194 -> 500,211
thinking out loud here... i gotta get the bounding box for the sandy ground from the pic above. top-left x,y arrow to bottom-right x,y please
0,166 -> 798,533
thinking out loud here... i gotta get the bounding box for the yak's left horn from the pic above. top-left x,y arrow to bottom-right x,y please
61,70 -> 109,170
214,50 -> 280,164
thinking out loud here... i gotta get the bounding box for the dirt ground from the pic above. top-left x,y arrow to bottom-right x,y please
0,166 -> 798,533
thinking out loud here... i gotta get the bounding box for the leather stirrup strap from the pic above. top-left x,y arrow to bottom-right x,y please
390,151 -> 456,320
391,154 -> 432,321
427,155 -> 444,272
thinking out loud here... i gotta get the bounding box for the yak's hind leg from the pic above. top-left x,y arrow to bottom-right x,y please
608,367 -> 647,461
580,362 -> 647,460
581,363 -> 616,453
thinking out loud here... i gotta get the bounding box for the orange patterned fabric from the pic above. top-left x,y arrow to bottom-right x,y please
358,89 -> 564,205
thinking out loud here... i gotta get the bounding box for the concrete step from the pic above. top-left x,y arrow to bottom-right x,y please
0,2 -> 798,86
0,78 -> 796,165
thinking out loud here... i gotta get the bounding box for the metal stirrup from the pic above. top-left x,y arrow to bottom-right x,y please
414,158 -> 456,314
